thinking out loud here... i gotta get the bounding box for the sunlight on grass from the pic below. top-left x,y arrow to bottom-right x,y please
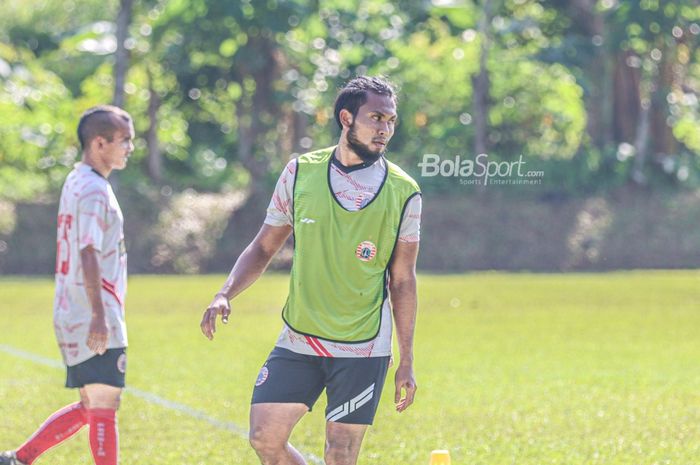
1,272 -> 699,464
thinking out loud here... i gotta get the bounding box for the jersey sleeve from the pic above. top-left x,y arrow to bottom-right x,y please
77,188 -> 109,252
264,159 -> 297,227
398,194 -> 422,243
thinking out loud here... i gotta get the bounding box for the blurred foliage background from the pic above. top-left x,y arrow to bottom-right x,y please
1,0 -> 700,273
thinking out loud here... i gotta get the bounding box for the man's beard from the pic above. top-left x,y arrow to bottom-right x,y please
347,122 -> 385,164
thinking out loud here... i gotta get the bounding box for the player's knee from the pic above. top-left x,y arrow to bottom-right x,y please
249,426 -> 284,458
100,394 -> 121,410
85,391 -> 122,410
325,447 -> 355,465
325,435 -> 357,465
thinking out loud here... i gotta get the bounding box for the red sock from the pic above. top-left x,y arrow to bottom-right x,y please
16,402 -> 87,464
88,409 -> 118,465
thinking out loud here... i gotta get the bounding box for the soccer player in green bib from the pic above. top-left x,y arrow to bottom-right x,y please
201,76 -> 422,465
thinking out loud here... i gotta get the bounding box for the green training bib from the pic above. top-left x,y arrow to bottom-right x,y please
282,146 -> 420,342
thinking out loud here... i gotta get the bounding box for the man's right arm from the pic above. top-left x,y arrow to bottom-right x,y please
75,189 -> 110,354
81,245 -> 109,355
200,223 -> 292,340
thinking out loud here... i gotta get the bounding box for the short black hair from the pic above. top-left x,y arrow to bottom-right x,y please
334,76 -> 397,129
77,105 -> 132,150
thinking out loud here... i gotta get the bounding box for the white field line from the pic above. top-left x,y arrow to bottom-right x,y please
0,344 -> 324,464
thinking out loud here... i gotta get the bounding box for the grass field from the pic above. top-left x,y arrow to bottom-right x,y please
1,271 -> 699,465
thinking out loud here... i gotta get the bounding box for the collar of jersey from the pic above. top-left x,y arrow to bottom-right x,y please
76,161 -> 108,180
331,148 -> 384,173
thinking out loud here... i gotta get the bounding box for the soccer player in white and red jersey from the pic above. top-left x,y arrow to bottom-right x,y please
1,105 -> 134,465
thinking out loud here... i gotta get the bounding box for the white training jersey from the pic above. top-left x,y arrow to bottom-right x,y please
53,162 -> 128,366
264,155 -> 422,358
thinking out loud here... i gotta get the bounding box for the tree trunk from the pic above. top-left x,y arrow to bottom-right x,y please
568,0 -> 610,150
631,99 -> 650,185
650,43 -> 677,158
613,50 -> 641,144
146,66 -> 162,183
208,36 -> 283,271
113,0 -> 133,108
472,0 -> 491,158
292,109 -> 308,155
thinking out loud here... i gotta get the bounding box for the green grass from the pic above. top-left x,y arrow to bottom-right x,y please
1,271 -> 699,465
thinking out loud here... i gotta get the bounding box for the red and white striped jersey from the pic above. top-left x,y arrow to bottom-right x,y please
265,156 -> 422,358
53,162 -> 128,366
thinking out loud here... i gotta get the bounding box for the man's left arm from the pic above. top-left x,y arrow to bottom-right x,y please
389,239 -> 419,412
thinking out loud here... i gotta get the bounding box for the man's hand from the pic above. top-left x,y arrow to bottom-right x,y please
199,224 -> 291,341
394,362 -> 417,412
200,293 -> 231,340
87,313 -> 108,355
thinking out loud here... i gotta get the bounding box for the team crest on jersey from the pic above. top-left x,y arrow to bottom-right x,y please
117,353 -> 127,373
355,241 -> 377,262
255,366 -> 269,386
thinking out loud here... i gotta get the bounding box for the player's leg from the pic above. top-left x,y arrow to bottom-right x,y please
249,403 -> 308,465
78,348 -> 126,465
1,378 -> 95,464
83,383 -> 122,465
80,388 -> 91,408
83,383 -> 122,409
249,347 -> 326,465
4,399 -> 88,465
324,422 -> 368,465
322,355 -> 391,465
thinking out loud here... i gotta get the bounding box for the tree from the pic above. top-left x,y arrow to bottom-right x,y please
546,0 -> 700,186
113,0 -> 133,107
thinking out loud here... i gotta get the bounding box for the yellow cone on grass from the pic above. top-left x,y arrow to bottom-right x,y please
429,449 -> 451,465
